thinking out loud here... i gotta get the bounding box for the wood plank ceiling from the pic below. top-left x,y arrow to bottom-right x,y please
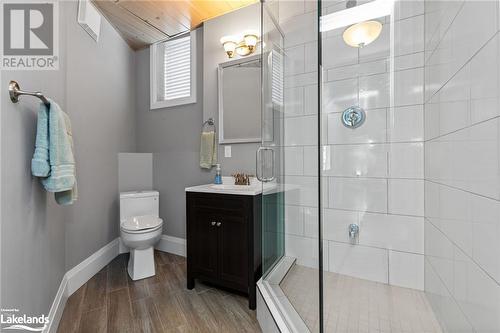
93,0 -> 258,50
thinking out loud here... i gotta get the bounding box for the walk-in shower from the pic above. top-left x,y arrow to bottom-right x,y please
258,0 -> 500,332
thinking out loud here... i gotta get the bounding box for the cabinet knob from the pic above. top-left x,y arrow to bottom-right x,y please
211,221 -> 216,226
216,222 -> 222,227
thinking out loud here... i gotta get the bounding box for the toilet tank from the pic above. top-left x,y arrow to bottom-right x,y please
119,191 -> 159,220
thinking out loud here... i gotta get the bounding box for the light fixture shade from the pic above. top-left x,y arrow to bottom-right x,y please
223,41 -> 237,52
342,20 -> 382,48
243,33 -> 258,49
220,36 -> 237,58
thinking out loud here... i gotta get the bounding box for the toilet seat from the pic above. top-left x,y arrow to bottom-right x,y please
121,215 -> 163,234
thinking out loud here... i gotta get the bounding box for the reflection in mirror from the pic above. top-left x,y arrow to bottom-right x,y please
218,55 -> 261,144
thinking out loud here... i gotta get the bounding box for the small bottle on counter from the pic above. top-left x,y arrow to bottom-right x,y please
214,164 -> 222,184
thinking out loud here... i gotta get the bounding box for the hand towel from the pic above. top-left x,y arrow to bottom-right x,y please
31,104 -> 50,177
54,109 -> 78,205
31,100 -> 77,205
200,131 -> 217,169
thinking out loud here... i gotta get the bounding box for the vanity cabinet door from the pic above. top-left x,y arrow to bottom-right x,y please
218,214 -> 248,289
189,207 -> 219,279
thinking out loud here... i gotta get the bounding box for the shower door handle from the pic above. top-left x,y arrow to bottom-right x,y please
256,146 -> 275,183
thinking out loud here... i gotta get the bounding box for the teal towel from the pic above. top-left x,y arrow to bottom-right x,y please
31,104 -> 50,177
32,100 -> 78,205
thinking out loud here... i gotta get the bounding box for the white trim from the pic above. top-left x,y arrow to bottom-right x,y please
150,31 -> 197,110
155,235 -> 186,257
44,275 -> 68,333
217,54 -> 262,144
257,256 -> 310,333
65,238 -> 120,296
257,289 -> 280,333
45,235 -> 186,332
45,238 -> 120,333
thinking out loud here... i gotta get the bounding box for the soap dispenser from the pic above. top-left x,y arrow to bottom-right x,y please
214,164 -> 222,184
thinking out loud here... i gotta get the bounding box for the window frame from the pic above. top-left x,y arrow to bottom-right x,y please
150,31 -> 197,110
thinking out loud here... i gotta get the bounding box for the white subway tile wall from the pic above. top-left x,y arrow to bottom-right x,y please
278,2 -> 500,331
282,0 -> 426,292
424,0 -> 500,332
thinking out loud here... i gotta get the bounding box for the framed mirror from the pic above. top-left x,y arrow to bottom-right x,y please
218,55 -> 261,144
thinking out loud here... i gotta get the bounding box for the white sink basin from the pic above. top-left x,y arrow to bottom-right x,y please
210,184 -> 258,191
185,177 -> 264,196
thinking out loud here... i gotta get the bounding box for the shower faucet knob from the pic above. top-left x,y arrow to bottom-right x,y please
349,224 -> 360,240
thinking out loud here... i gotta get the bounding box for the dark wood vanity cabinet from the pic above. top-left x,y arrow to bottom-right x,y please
186,192 -> 261,309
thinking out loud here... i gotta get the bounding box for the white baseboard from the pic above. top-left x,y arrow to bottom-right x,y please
45,238 -> 120,333
44,275 -> 68,333
45,235 -> 185,332
155,235 -> 186,257
65,238 -> 120,296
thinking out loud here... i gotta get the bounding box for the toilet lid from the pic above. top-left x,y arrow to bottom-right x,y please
121,215 -> 163,231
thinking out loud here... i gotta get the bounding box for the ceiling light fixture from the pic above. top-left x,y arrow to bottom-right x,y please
320,0 -> 391,32
342,20 -> 382,48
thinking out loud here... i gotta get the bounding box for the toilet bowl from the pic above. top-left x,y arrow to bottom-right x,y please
119,191 -> 163,280
120,216 -> 163,280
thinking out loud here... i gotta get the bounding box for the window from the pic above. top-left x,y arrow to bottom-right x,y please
150,31 -> 196,109
271,50 -> 283,107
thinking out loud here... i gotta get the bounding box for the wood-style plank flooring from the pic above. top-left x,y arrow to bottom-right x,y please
57,252 -> 261,333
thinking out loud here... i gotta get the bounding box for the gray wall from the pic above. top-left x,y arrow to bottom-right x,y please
203,3 -> 261,174
64,5 -> 136,269
135,4 -> 262,240
136,28 -> 212,239
1,0 -> 136,318
118,153 -> 153,192
0,1 -> 262,321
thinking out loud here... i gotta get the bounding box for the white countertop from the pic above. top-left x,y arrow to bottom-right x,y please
185,177 -> 275,196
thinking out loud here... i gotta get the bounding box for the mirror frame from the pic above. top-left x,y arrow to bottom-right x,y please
217,54 -> 262,144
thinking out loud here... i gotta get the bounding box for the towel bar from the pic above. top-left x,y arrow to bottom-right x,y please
8,80 -> 50,106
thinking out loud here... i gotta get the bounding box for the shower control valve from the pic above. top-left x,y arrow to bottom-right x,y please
348,223 -> 360,240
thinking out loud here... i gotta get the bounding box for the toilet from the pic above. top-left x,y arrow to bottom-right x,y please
119,191 -> 163,280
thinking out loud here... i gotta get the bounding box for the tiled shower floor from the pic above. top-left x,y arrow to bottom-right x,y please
280,265 -> 443,333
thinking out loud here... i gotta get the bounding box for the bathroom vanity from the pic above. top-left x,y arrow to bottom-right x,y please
185,182 -> 262,309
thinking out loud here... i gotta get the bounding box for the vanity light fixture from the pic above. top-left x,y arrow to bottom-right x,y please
243,32 -> 258,51
220,36 -> 237,58
342,20 -> 382,48
220,31 -> 259,58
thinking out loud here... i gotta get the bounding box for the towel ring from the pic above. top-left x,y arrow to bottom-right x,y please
202,118 -> 216,133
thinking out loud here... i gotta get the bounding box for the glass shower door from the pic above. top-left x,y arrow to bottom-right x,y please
260,1 -> 285,277
318,1 -> 443,332
259,1 -> 322,332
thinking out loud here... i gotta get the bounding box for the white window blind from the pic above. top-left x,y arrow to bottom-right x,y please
164,35 -> 191,101
271,50 -> 283,106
